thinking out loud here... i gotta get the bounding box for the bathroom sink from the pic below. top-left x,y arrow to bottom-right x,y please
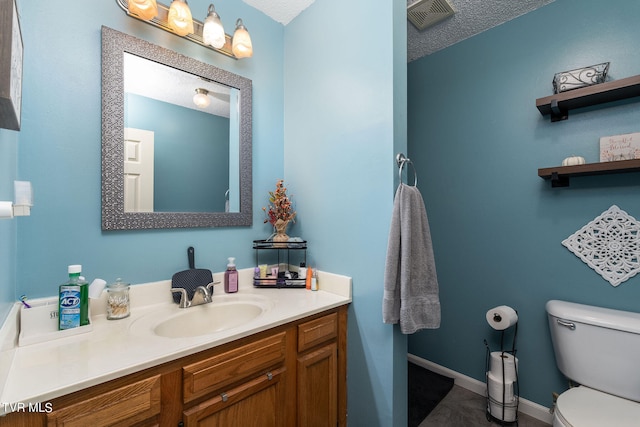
154,302 -> 264,338
130,294 -> 273,339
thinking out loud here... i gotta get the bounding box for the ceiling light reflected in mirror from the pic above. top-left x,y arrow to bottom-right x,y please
193,88 -> 211,108
123,52 -> 231,117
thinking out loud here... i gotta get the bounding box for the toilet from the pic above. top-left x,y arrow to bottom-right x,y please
546,300 -> 640,427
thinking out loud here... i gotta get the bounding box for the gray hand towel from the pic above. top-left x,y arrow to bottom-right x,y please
383,183 -> 441,334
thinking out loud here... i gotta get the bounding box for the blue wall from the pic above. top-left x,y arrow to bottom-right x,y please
408,0 -> 640,407
3,0 -> 407,424
283,0 -> 407,424
0,129 -> 18,320
13,0 -> 283,295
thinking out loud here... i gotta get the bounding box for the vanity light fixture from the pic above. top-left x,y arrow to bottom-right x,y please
232,19 -> 253,58
167,0 -> 194,36
193,88 -> 211,108
127,0 -> 158,20
115,0 -> 252,59
202,4 -> 226,49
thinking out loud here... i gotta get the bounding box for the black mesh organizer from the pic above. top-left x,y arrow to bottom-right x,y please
252,240 -> 307,288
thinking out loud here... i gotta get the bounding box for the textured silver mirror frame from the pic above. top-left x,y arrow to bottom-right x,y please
101,26 -> 252,230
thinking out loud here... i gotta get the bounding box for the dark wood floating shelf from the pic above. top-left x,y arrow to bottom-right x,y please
536,74 -> 640,122
538,159 -> 640,187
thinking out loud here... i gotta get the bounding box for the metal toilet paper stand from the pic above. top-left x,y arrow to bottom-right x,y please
484,310 -> 519,425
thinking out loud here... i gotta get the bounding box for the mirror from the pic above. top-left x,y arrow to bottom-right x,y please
123,52 -> 237,214
101,26 -> 252,230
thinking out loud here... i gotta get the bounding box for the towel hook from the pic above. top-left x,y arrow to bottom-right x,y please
396,153 -> 418,186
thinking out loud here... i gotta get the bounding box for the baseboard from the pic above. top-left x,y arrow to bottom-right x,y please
408,353 -> 553,425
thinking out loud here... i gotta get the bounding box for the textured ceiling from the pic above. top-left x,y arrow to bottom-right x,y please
406,0 -> 555,62
127,0 -> 559,109
242,0 -> 555,62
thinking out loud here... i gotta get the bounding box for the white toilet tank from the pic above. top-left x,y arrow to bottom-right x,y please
546,300 -> 640,402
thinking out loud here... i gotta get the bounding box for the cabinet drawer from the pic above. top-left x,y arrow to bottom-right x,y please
46,375 -> 161,427
298,312 -> 338,352
182,367 -> 286,426
183,331 -> 287,403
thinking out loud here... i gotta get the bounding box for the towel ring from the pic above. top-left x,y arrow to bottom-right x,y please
396,153 -> 418,186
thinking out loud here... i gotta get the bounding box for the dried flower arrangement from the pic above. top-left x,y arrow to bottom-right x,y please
262,179 -> 296,226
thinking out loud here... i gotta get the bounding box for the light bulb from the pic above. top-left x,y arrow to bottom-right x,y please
193,89 -> 211,108
232,19 -> 253,59
168,0 -> 194,36
128,0 -> 158,20
203,4 -> 226,49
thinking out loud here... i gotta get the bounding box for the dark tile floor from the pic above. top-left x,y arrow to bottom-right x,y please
419,385 -> 552,427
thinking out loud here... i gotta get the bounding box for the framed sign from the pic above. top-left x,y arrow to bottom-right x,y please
0,0 -> 23,131
599,132 -> 640,162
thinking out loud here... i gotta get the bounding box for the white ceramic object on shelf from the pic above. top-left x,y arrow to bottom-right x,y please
562,155 -> 586,166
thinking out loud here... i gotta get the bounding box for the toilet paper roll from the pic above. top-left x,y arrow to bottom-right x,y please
487,400 -> 517,422
486,371 -> 515,403
486,305 -> 518,330
489,352 -> 518,382
0,201 -> 13,219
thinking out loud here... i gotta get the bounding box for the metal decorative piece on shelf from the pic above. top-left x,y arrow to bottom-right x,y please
562,205 -> 640,287
553,62 -> 610,94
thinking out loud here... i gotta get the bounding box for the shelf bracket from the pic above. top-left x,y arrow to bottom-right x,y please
549,99 -> 568,122
550,172 -> 570,187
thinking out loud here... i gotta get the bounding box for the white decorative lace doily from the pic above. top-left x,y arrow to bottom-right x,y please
562,205 -> 640,287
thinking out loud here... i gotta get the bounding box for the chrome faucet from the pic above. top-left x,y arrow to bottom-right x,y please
191,286 -> 212,305
171,281 -> 219,308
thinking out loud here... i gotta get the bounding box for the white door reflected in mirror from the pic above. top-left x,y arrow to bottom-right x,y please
124,128 -> 154,213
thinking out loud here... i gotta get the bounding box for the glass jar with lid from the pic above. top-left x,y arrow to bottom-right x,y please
106,278 -> 130,320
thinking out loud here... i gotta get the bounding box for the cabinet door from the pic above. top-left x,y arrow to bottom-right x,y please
183,367 -> 286,427
46,375 -> 161,427
297,343 -> 338,427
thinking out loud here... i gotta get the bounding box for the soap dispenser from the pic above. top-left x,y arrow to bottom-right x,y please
224,257 -> 238,293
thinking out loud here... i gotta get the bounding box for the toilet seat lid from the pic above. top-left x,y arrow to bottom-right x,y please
556,386 -> 640,427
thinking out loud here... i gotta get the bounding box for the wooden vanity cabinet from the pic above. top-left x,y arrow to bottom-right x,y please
297,308 -> 346,427
182,366 -> 288,426
296,311 -> 346,427
0,369 -> 175,427
181,307 -> 348,427
181,330 -> 292,427
0,306 -> 347,427
45,374 -> 163,427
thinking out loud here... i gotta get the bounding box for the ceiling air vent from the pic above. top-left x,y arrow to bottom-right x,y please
407,0 -> 455,31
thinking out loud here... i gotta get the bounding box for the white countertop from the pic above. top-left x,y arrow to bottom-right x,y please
0,269 -> 351,415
